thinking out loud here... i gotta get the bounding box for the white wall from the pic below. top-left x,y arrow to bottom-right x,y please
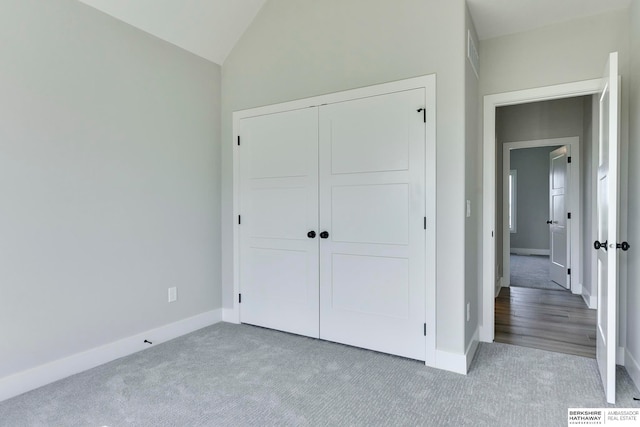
222,0 -> 470,355
625,0 -> 640,386
0,0 -> 221,380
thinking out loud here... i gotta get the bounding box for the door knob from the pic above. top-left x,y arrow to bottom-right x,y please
320,231 -> 329,239
594,240 -> 608,251
307,231 -> 316,239
617,241 -> 631,251
546,220 -> 553,224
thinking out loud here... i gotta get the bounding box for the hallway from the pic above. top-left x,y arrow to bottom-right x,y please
495,286 -> 596,358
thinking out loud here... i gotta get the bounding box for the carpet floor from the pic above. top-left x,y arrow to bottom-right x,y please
510,254 -> 567,291
1,323 -> 638,426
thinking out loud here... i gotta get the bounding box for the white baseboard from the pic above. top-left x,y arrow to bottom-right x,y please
617,346 -> 626,366
496,276 -> 504,296
222,307 -> 240,324
581,287 -> 597,309
510,248 -> 550,256
0,309 -> 222,403
435,329 -> 478,376
625,348 -> 640,393
465,328 -> 480,372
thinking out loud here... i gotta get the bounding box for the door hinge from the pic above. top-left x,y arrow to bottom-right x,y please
424,217 -> 427,230
567,212 -> 572,219
238,215 -> 241,225
417,108 -> 426,123
568,268 -> 571,275
567,156 -> 572,163
239,293 -> 242,303
237,136 -> 241,146
423,323 -> 427,336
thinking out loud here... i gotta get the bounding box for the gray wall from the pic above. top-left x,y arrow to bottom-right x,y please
626,0 -> 640,383
495,97 -> 587,278
0,0 -> 221,379
222,0 -> 471,355
509,146 -> 560,250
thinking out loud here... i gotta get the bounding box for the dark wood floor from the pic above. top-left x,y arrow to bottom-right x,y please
495,286 -> 597,358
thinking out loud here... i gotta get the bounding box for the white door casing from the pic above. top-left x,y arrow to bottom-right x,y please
549,146 -> 570,288
595,51 -> 619,405
481,79 -> 603,343
318,89 -> 427,361
238,108 -> 320,338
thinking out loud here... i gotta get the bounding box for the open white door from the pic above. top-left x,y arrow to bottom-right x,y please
549,146 -> 570,288
595,51 -> 619,404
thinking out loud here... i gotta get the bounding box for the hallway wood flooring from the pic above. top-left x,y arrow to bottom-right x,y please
495,286 -> 597,358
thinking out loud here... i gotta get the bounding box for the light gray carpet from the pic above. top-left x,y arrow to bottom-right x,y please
510,254 -> 567,291
1,323 -> 638,427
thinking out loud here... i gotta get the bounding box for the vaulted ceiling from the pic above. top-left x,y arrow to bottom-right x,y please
78,0 -> 632,65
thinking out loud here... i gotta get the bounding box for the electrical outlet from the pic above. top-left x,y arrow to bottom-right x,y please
168,287 -> 177,303
466,302 -> 470,322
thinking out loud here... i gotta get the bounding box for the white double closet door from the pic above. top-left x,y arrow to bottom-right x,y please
239,88 -> 427,361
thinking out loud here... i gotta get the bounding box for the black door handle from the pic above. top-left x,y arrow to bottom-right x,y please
594,240 -> 608,251
617,242 -> 631,251
307,231 -> 316,239
320,231 -> 329,239
546,220 -> 553,224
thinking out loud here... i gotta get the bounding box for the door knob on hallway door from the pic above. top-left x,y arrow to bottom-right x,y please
594,240 -> 608,251
320,231 -> 329,239
617,242 -> 631,251
546,220 -> 553,224
307,231 -> 316,238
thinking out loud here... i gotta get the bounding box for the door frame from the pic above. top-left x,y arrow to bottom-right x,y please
228,75 -> 437,366
502,137 -> 581,294
480,79 -> 602,342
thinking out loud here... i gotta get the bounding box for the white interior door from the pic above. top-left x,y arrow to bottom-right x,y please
549,146 -> 570,288
318,89 -> 426,361
595,51 -> 619,404
238,108 -> 320,338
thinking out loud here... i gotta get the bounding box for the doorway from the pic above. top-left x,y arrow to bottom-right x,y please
502,137 -> 581,294
492,98 -> 595,357
480,78 -> 603,345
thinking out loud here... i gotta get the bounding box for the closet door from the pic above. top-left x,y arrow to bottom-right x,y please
238,107 -> 319,338
318,89 -> 426,360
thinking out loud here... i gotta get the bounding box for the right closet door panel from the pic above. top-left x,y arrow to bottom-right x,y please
318,89 -> 426,361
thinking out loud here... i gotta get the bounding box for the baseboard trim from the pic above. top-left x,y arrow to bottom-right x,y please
510,248 -> 550,256
581,287 -> 597,309
617,346 -> 626,366
0,309 -> 222,403
465,327 -> 480,372
222,308 -> 240,324
436,331 -> 478,376
496,276 -> 503,297
625,348 -> 640,393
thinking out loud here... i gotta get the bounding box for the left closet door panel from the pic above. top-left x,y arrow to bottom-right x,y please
239,108 -> 320,338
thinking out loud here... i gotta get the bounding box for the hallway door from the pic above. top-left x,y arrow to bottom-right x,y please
549,146 -> 570,288
595,51 -> 619,404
